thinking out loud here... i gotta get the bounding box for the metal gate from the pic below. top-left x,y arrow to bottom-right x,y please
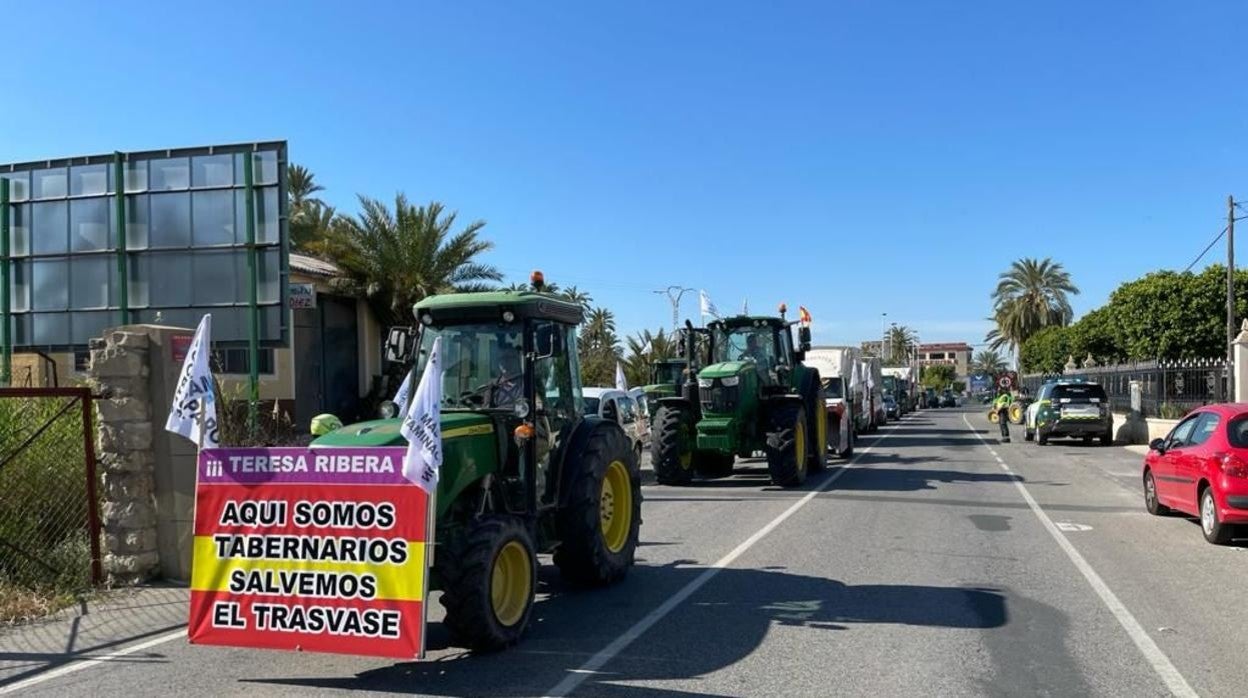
0,387 -> 102,607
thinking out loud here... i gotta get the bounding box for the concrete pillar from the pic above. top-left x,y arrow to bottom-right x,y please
1234,320 -> 1248,402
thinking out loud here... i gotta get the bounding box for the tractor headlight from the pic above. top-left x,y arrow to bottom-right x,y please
698,378 -> 714,388
502,310 -> 516,323
720,375 -> 740,387
513,398 -> 531,419
379,400 -> 398,419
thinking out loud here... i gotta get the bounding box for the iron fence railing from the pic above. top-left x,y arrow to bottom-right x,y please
1021,358 -> 1228,418
0,388 -> 101,618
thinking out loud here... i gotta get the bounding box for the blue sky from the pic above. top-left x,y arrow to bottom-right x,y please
3,1 -> 1245,348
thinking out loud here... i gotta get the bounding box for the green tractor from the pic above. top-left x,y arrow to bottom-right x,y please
642,358 -> 690,401
311,280 -> 641,652
650,308 -> 828,487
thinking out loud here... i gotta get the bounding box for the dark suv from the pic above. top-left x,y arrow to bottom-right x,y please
1024,379 -> 1113,445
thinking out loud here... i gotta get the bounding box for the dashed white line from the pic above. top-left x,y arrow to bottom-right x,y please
962,415 -> 1196,697
543,425 -> 898,697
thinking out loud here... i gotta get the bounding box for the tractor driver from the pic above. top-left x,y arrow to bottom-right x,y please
740,333 -> 774,384
491,348 -> 524,408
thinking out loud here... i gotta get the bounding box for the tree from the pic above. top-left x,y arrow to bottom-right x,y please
971,349 -> 1008,375
1017,326 -> 1072,374
331,195 -> 503,325
622,329 -> 678,387
288,164 -> 325,217
884,324 -> 917,365
290,200 -> 340,253
578,307 -> 622,386
560,285 -> 593,313
921,364 -> 956,390
987,257 -> 1079,353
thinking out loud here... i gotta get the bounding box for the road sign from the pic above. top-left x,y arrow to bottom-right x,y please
188,446 -> 429,659
998,376 -> 1013,389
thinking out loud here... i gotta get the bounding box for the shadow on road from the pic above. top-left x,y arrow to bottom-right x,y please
834,466 -> 1021,492
244,562 -> 1010,697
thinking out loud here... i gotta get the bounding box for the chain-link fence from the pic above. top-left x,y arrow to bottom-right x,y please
0,388 -> 101,620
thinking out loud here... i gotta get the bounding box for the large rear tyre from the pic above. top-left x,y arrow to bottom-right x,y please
807,391 -> 829,472
652,405 -> 694,486
555,425 -> 641,585
439,515 -> 536,652
765,403 -> 807,488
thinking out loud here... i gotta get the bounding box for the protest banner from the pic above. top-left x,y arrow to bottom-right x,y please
188,446 -> 429,659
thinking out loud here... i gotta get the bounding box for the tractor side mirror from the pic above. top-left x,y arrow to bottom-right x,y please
535,324 -> 564,360
798,326 -> 812,352
385,327 -> 416,364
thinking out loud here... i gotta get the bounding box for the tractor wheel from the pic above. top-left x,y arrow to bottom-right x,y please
555,424 -> 641,586
693,451 -> 735,478
651,405 -> 694,486
765,403 -> 807,488
1009,403 -> 1025,424
438,515 -> 536,652
801,380 -> 829,472
987,409 -> 1000,424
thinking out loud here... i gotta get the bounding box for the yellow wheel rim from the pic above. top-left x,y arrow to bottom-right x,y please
490,541 -> 532,627
795,418 -> 806,473
988,409 -> 999,423
1009,404 -> 1024,423
600,460 -> 633,553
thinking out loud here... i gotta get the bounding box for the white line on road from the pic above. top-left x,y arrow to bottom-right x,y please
543,426 -> 897,698
0,628 -> 186,695
962,415 -> 1197,698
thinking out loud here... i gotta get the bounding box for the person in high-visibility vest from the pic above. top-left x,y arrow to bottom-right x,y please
993,389 -> 1014,442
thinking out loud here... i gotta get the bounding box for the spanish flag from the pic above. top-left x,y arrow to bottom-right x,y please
798,306 -> 812,325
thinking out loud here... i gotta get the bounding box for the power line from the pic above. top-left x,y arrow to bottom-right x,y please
1185,225 -> 1229,272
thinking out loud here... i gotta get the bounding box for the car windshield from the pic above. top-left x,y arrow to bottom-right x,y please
711,325 -> 777,365
823,377 -> 844,399
1052,384 -> 1107,403
414,322 -> 524,410
1228,416 -> 1248,448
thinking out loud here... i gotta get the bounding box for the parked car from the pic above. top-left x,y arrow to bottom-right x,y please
1143,404 -> 1248,544
627,386 -> 652,447
926,389 -> 940,409
883,395 -> 900,419
1023,379 -> 1112,445
939,390 -> 957,408
582,387 -> 645,459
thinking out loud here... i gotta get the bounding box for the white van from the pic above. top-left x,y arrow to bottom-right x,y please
582,387 -> 645,460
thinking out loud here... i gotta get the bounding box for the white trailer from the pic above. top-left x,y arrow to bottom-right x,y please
805,346 -> 859,457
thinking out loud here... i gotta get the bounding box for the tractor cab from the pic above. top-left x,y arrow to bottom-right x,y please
311,274 -> 641,652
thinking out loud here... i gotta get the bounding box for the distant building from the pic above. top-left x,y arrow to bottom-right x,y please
918,342 -> 972,377
861,340 -> 883,357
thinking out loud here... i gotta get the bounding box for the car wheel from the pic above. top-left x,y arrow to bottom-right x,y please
1143,470 -> 1169,516
1037,428 -> 1048,446
1201,487 -> 1235,545
1024,428 -> 1034,442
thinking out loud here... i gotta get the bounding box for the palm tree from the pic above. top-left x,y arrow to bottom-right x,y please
987,257 -> 1079,353
288,164 -> 325,217
560,285 -> 593,312
579,307 -> 622,385
290,200 -> 339,253
971,349 -> 1008,375
884,324 -> 917,365
333,195 -> 503,324
623,329 -> 677,386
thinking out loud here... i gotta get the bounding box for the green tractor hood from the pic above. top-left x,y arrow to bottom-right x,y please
311,411 -> 499,518
699,361 -> 753,379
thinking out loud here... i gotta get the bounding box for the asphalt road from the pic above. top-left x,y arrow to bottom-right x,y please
5,407 -> 1248,696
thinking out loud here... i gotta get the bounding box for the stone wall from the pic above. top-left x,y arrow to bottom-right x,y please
89,330 -> 160,584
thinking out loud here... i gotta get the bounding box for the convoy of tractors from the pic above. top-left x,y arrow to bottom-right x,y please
309,273 -> 919,654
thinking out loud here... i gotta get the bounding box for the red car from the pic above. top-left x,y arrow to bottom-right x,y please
1143,404 -> 1248,544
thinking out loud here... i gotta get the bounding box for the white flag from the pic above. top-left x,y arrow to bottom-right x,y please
699,289 -> 719,322
616,362 -> 628,391
165,314 -> 219,449
849,360 -> 861,389
401,337 -> 443,493
392,370 -> 414,416
640,340 -> 653,355
742,298 -> 749,315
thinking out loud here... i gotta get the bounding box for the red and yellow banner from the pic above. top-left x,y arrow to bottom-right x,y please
188,447 -> 428,659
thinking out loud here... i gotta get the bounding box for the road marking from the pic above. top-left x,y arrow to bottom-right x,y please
1055,522 -> 1093,532
962,415 -> 1197,698
0,628 -> 186,695
543,426 -> 897,698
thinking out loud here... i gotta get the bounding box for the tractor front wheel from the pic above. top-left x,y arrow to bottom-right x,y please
555,424 -> 641,586
438,515 -> 536,652
765,403 -> 807,488
652,405 -> 694,486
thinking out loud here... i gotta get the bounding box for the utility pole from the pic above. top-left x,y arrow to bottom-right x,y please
1229,195 -> 1237,390
654,286 -> 694,333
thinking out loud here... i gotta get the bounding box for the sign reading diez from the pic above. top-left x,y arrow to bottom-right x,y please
189,447 -> 428,659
